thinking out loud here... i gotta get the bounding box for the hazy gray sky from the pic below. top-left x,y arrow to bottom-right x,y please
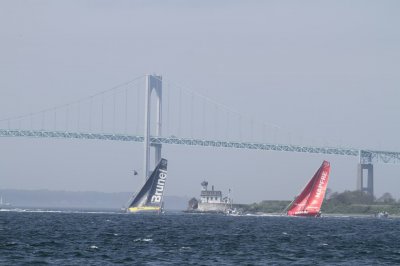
0,0 -> 399,203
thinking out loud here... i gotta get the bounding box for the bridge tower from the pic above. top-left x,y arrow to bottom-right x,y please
357,151 -> 374,196
143,74 -> 162,182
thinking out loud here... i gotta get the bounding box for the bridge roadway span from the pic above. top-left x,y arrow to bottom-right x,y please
1,129 -> 399,164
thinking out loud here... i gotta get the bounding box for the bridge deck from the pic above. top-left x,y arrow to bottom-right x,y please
0,129 -> 399,164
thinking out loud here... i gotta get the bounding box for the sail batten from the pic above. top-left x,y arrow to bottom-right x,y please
287,161 -> 330,217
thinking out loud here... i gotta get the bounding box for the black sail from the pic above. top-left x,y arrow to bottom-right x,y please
128,158 -> 167,212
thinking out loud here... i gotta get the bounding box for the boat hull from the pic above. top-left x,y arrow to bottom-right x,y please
288,211 -> 321,218
127,206 -> 162,214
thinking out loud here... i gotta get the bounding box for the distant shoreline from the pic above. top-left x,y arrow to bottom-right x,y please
235,199 -> 400,216
0,189 -> 189,210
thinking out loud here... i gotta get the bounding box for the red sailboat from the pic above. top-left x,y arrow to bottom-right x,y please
286,161 -> 331,217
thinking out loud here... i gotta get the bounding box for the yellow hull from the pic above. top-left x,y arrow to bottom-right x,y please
127,206 -> 161,213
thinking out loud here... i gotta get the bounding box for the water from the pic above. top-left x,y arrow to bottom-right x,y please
1,210 -> 400,265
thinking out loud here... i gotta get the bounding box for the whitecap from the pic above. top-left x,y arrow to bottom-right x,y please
133,238 -> 153,242
90,245 -> 99,249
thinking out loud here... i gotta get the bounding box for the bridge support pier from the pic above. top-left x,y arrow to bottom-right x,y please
357,150 -> 374,196
357,163 -> 374,196
143,74 -> 162,182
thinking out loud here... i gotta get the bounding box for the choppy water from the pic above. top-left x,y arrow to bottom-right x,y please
1,210 -> 400,265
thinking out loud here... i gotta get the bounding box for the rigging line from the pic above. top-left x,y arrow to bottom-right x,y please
281,197 -> 296,215
0,74 -> 145,123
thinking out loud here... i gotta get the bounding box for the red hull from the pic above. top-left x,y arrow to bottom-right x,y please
288,211 -> 321,217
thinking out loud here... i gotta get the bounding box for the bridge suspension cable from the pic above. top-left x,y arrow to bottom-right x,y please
0,75 -> 146,136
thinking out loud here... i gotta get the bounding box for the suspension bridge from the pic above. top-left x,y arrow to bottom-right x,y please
0,74 -> 399,196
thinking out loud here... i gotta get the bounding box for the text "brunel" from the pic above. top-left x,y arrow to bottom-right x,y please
151,169 -> 167,203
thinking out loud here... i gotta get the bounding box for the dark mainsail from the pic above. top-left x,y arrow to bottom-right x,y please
127,158 -> 168,213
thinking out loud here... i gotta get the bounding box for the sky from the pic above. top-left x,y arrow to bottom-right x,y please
0,0 -> 399,203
